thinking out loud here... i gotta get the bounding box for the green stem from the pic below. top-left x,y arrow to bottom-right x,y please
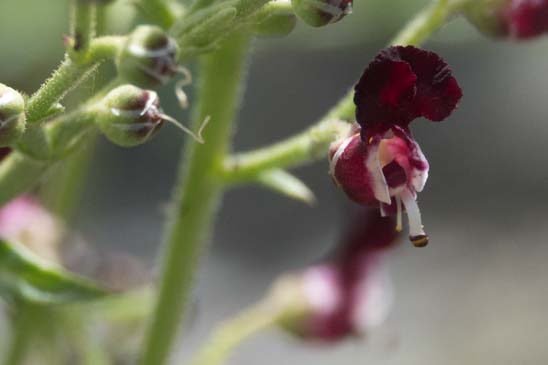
223,119 -> 349,184
3,303 -> 35,365
139,32 -> 251,365
222,0 -> 467,182
188,301 -> 282,365
25,57 -> 97,124
0,153 -> 50,206
70,0 -> 96,57
0,78 -> 121,208
25,37 -> 123,125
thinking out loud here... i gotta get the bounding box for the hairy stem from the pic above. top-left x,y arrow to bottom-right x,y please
139,32 -> 251,365
25,37 -> 123,125
223,119 -> 350,183
221,0 -> 468,182
188,301 -> 282,365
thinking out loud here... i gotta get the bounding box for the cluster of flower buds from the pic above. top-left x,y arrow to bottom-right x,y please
291,0 -> 353,27
95,85 -> 207,147
463,0 -> 548,39
0,84 -> 26,147
272,209 -> 398,341
328,46 -> 462,247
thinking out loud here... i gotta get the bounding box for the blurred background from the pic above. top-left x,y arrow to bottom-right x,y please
1,0 -> 548,364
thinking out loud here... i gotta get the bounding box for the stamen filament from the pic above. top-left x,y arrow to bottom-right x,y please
158,113 -> 210,144
399,188 -> 428,247
175,66 -> 192,109
395,195 -> 403,232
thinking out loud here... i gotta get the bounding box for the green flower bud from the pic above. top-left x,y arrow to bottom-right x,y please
462,0 -> 510,38
0,84 -> 26,147
292,0 -> 352,27
116,25 -> 179,88
96,85 -> 208,147
254,0 -> 297,37
96,85 -> 165,147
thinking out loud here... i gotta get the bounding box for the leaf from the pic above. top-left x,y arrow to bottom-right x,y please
0,239 -> 107,305
256,169 -> 316,205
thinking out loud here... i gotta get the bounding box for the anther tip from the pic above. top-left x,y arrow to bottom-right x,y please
410,234 -> 429,247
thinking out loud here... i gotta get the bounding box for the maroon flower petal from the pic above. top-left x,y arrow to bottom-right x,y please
330,134 -> 379,206
508,0 -> 548,38
355,46 -> 462,138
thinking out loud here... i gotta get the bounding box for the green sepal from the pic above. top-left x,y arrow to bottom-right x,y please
0,239 -> 108,305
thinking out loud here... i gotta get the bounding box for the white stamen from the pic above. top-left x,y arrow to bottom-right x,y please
399,188 -> 425,238
395,195 -> 403,232
365,141 -> 391,204
174,66 -> 192,109
128,38 -> 176,58
158,113 -> 210,144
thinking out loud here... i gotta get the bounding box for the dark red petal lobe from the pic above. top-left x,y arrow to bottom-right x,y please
332,134 -> 378,206
354,48 -> 417,137
355,46 -> 462,139
396,46 -> 463,122
508,0 -> 548,38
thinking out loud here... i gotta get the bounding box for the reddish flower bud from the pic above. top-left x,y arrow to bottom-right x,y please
280,210 -> 397,341
464,0 -> 548,39
462,0 -> 511,37
291,0 -> 352,27
507,0 -> 548,38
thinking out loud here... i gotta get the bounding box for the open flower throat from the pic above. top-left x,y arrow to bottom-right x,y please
329,46 -> 462,247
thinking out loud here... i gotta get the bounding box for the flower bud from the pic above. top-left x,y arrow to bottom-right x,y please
116,25 -> 179,88
254,0 -> 297,37
96,85 -> 165,147
463,0 -> 548,39
96,85 -> 207,147
291,0 -> 352,27
462,0 -> 511,37
0,84 -> 26,147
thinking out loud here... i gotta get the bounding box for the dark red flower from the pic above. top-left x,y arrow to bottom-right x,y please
289,209 -> 398,341
354,46 -> 462,139
508,0 -> 548,38
329,124 -> 429,246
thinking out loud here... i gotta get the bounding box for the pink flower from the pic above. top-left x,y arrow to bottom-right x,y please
0,196 -> 62,262
328,46 -> 461,246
